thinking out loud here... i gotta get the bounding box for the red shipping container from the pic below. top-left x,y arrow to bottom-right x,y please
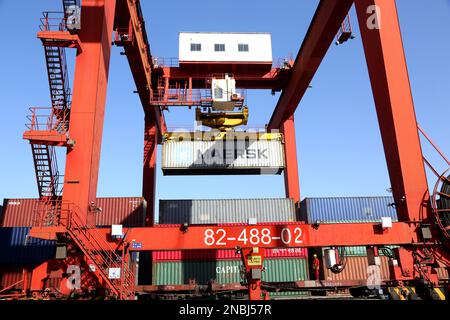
95,197 -> 146,227
0,267 -> 30,292
1,197 -> 146,227
152,248 -> 307,262
0,199 -> 37,228
0,267 -> 61,293
323,256 -> 391,281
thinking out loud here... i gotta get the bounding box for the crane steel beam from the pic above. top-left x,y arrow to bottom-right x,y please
61,0 -> 117,225
142,114 -> 158,226
30,222 -> 421,249
114,0 -> 164,136
267,0 -> 354,129
282,116 -> 300,203
355,0 -> 429,222
156,66 -> 292,90
124,223 -> 419,250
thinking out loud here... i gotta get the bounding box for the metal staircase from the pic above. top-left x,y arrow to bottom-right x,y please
34,202 -> 136,299
31,144 -> 61,198
44,45 -> 71,125
25,11 -> 72,199
67,207 -> 136,299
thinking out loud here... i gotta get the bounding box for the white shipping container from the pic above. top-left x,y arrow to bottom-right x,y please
161,135 -> 285,175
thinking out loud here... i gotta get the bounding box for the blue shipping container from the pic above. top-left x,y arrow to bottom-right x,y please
0,227 -> 55,265
299,196 -> 398,223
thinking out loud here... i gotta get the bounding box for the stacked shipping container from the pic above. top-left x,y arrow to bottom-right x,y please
1,197 -> 146,227
159,198 -> 297,224
2,196 -> 447,296
299,196 -> 398,224
155,198 -> 309,299
298,197 -> 450,285
0,227 -> 56,291
300,197 -> 398,284
0,197 -> 146,292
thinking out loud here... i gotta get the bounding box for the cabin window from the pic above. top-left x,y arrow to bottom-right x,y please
238,44 -> 249,52
190,43 -> 201,51
214,43 -> 225,52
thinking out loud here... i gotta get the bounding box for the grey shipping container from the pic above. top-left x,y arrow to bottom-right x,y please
159,198 -> 296,224
161,132 -> 285,175
299,196 -> 398,224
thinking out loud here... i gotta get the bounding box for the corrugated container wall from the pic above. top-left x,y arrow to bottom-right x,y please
161,138 -> 285,175
0,267 -> 61,291
323,256 -> 391,281
95,197 -> 146,227
159,198 -> 296,224
299,196 -> 398,223
322,246 -> 399,257
0,228 -> 55,265
1,199 -> 38,227
153,258 -> 309,285
0,268 -> 31,291
1,197 -> 146,227
152,248 -> 307,261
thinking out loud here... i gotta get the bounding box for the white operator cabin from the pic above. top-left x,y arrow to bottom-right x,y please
178,32 -> 273,63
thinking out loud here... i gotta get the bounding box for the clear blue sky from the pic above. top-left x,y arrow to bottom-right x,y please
0,0 -> 449,206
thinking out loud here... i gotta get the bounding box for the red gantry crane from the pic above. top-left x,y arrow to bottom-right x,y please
21,0 -> 450,300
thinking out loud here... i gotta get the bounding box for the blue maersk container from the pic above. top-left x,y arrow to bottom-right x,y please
299,196 -> 398,224
0,227 -> 55,265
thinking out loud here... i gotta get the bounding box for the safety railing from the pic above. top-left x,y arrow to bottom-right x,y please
26,107 -> 70,133
67,204 -> 136,299
58,45 -> 72,109
40,12 -> 67,32
151,75 -> 246,108
44,145 -> 63,197
32,200 -> 136,299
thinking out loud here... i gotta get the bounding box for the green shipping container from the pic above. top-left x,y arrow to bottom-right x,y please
152,258 -> 309,299
263,258 -> 309,299
153,260 -> 242,285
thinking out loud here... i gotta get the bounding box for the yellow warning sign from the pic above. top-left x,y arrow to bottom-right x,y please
247,255 -> 262,266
